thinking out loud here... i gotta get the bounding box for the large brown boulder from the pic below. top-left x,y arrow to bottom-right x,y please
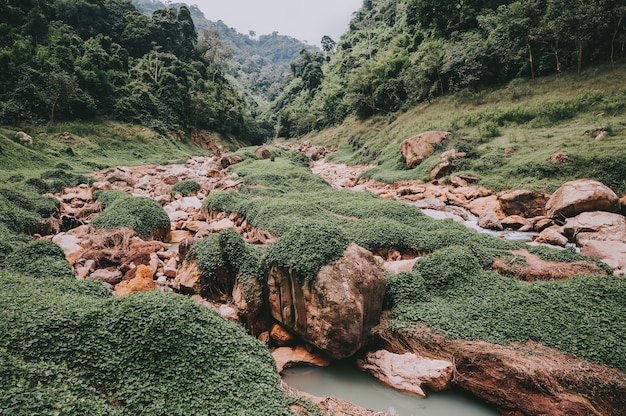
562,211 -> 626,245
400,131 -> 451,169
267,243 -> 386,359
546,179 -> 619,219
498,190 -> 548,218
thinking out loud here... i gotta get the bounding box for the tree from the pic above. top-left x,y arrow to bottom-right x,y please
41,70 -> 77,123
198,28 -> 233,82
321,35 -> 337,60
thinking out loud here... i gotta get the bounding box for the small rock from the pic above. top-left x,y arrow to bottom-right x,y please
90,269 -> 123,285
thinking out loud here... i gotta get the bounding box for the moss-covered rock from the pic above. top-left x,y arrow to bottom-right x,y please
92,192 -> 170,240
4,239 -> 74,279
171,179 -> 201,197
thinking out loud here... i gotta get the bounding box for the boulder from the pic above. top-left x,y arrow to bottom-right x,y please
500,215 -> 532,231
400,131 -> 451,169
15,131 -> 33,145
173,260 -> 203,295
272,346 -> 331,374
532,227 -> 569,247
90,268 -> 123,285
497,190 -> 548,218
357,350 -> 453,397
267,243 -> 386,359
478,209 -> 503,231
546,179 -> 619,219
114,264 -> 154,296
581,240 -> 626,275
411,197 -> 446,211
255,147 -> 272,159
562,211 -> 626,245
429,162 -> 451,181
270,323 -> 297,347
52,233 -> 84,266
438,149 -> 466,161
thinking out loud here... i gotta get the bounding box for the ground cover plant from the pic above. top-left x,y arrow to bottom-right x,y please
171,179 -> 201,197
93,191 -> 171,240
204,152 -> 624,375
0,272 -> 299,416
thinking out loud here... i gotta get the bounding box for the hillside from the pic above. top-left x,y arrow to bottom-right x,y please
301,62 -> 626,194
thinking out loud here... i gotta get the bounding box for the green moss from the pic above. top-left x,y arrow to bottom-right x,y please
264,222 -> 350,283
0,272 -> 293,416
4,239 -> 74,279
171,180 -> 201,197
414,245 -> 482,293
0,348 -> 118,416
202,191 -> 251,215
92,195 -> 170,240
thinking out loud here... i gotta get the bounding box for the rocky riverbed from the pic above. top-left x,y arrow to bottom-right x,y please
39,143 -> 626,415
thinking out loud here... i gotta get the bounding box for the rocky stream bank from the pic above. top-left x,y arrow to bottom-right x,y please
40,142 -> 626,415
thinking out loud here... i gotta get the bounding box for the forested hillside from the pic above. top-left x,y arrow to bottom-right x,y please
132,0 -> 316,137
0,0 -> 260,140
272,0 -> 626,138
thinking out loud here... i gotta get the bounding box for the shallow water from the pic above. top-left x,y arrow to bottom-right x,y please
282,361 -> 500,416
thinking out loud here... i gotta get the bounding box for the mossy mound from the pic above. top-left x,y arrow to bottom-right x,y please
171,179 -> 201,197
92,192 -> 170,240
3,239 -> 74,279
0,273 -> 295,416
0,186 -> 60,234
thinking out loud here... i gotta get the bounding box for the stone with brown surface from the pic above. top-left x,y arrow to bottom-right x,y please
546,179 -> 619,219
500,215 -> 532,231
478,208 -> 503,231
498,190 -> 548,218
562,211 -> 626,245
358,350 -> 453,397
491,249 -> 607,281
429,161 -> 451,181
272,346 -> 331,374
580,240 -> 626,275
255,147 -> 272,159
378,323 -> 626,416
532,227 -> 569,247
267,243 -> 386,359
114,264 -> 154,296
400,131 -> 451,169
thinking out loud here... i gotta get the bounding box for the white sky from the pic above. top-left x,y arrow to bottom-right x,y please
189,0 -> 363,46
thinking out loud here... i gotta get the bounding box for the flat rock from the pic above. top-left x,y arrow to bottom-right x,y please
357,350 -> 453,397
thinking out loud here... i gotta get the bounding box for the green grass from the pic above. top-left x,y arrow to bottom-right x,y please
0,272 -> 297,416
386,266 -> 626,373
171,179 -> 201,196
302,63 -> 626,193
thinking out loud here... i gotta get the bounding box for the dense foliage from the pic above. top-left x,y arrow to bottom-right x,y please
0,0 -> 257,138
386,264 -> 626,372
272,0 -> 626,137
0,272 -> 296,415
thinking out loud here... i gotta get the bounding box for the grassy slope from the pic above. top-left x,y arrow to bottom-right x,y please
302,63 -> 626,194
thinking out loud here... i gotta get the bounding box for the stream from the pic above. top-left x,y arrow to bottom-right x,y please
283,361 -> 499,416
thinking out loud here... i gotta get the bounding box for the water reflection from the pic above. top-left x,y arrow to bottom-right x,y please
282,361 -> 499,416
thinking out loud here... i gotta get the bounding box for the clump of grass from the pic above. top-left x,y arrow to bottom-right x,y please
171,180 -> 201,197
92,192 -> 170,240
40,169 -> 93,193
0,185 -> 60,234
3,239 -> 74,279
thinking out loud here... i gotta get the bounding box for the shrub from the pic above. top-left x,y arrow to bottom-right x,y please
0,273 -> 294,416
92,189 -> 129,209
0,224 -> 29,265
202,191 -> 251,215
414,245 -> 482,293
0,186 -> 59,217
92,195 -> 170,240
4,239 -> 74,279
171,180 -> 201,197
264,222 -> 350,283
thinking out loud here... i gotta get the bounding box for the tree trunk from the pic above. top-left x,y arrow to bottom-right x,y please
527,37 -> 535,80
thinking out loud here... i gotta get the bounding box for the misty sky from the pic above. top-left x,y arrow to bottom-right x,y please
190,0 -> 363,46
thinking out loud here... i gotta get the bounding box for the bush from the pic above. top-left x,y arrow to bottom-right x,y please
0,186 -> 59,217
414,245 -> 482,293
0,273 -> 294,416
92,189 -> 129,209
92,195 -> 170,240
264,222 -> 349,283
202,191 -> 251,215
4,239 -> 74,279
0,224 -> 29,265
171,180 -> 201,197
